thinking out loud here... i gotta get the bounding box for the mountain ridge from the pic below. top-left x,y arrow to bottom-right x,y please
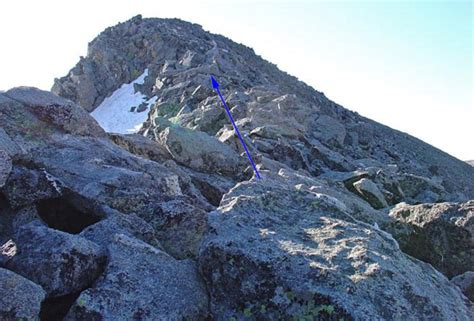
52,15 -> 474,198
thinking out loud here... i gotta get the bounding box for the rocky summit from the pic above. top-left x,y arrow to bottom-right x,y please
1,15 -> 473,321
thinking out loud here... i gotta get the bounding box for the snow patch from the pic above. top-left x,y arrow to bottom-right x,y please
91,69 -> 157,134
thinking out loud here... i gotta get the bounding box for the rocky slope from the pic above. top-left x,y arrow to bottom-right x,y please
1,15 -> 473,320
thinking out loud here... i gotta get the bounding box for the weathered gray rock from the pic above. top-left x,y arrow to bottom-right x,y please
65,234 -> 209,320
384,201 -> 473,278
352,178 -> 388,209
0,85 -> 214,265
308,139 -> 354,172
313,114 -> 346,146
6,86 -> 76,107
267,140 -> 308,172
0,204 -> 41,253
4,87 -> 105,138
0,194 -> 42,256
138,199 -> 208,259
199,171 -> 473,321
0,111 -> 214,318
327,167 -> 404,206
0,87 -> 218,268
10,206 -> 41,232
187,99 -> 227,135
108,132 -> 172,163
0,268 -> 45,321
80,211 -> 162,249
452,271 -> 474,301
6,221 -> 106,297
320,169 -> 369,183
0,92 -> 48,152
275,168 -> 391,227
1,166 -> 62,209
372,169 -> 405,205
186,169 -> 236,206
0,128 -> 24,158
159,159 -> 217,211
52,15 -> 154,111
159,125 -> 246,177
52,58 -> 100,111
397,173 -> 445,203
0,150 -> 12,188
30,134 -> 207,219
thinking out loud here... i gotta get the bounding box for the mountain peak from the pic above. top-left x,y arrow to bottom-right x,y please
1,16 -> 472,320
52,16 -> 474,199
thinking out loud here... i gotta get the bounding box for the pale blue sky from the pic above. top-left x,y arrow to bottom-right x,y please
0,0 -> 472,159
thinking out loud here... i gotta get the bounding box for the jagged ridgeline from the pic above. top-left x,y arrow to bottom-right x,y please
1,15 -> 473,321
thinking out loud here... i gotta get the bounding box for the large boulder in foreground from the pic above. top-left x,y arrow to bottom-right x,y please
0,88 -> 210,222
66,234 -> 209,320
30,134 -> 196,218
6,221 -> 106,297
0,267 -> 45,321
199,170 -> 473,321
384,201 -> 473,278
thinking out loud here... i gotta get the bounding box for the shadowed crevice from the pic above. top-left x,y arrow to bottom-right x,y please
40,291 -> 82,321
36,195 -> 101,234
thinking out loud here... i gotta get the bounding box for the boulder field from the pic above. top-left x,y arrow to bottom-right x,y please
1,15 -> 473,320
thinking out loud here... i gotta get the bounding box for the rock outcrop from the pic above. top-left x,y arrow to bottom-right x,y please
0,15 -> 473,320
199,171 -> 472,320
384,201 -> 473,278
65,234 -> 209,320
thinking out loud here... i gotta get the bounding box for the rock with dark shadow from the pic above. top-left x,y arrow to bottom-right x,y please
384,201 -> 474,278
65,234 -> 209,320
452,271 -> 474,302
6,221 -> 106,297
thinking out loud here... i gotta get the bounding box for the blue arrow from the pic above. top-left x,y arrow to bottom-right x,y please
211,76 -> 262,180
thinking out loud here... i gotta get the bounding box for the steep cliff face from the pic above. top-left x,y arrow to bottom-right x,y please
1,15 -> 473,320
